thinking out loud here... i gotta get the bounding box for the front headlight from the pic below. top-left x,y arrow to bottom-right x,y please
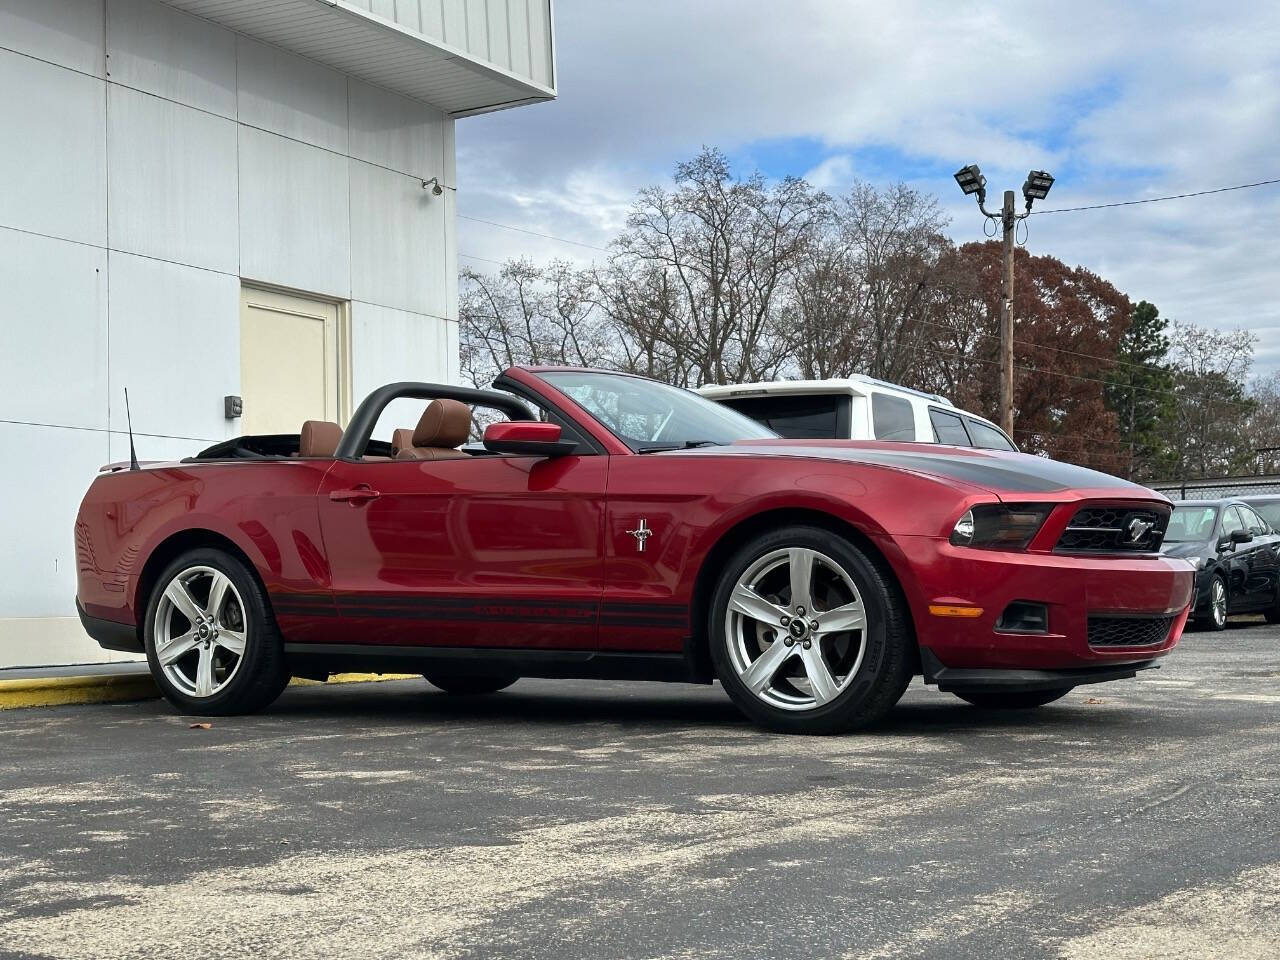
950,504 -> 1054,550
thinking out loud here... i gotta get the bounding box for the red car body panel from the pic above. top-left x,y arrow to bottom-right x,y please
74,366 -> 1194,686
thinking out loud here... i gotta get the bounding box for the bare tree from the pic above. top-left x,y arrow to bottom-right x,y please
1167,321 -> 1258,477
459,259 -> 609,387
602,148 -> 827,386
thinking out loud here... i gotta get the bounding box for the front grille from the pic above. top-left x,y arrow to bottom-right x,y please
1087,615 -> 1175,648
1056,506 -> 1168,554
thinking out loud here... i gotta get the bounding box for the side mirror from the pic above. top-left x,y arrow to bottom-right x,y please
482,421 -> 578,458
1231,529 -> 1253,545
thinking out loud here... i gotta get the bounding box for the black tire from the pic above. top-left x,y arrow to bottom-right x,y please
708,525 -> 914,735
424,674 -> 519,695
1195,574 -> 1228,632
143,547 -> 290,715
954,688 -> 1073,709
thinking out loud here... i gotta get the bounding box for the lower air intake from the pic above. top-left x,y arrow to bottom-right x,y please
1087,615 -> 1175,648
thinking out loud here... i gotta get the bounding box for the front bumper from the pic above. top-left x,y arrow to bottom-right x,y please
890,537 -> 1195,671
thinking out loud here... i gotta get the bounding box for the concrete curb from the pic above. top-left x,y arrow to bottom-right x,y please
0,672 -> 419,711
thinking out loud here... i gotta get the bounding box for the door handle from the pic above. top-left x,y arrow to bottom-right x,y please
329,485 -> 381,503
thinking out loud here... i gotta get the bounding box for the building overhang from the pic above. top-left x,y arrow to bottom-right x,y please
162,0 -> 556,117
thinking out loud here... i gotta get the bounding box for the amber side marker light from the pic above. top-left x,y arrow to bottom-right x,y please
928,604 -> 984,618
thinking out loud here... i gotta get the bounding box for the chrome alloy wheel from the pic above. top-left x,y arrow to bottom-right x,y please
724,547 -> 868,712
153,565 -> 248,699
1211,577 -> 1227,628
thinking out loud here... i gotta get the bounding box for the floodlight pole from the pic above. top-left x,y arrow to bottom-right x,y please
998,189 -> 1016,436
975,188 -> 1027,438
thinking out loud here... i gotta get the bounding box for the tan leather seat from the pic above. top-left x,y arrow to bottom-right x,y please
395,399 -> 471,461
391,428 -> 415,458
299,420 -> 342,458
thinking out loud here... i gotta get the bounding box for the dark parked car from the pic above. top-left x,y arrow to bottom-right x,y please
1159,499 -> 1280,629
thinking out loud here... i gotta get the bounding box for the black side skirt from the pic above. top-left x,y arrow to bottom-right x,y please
919,647 -> 1158,693
283,643 -> 698,683
77,601 -> 143,653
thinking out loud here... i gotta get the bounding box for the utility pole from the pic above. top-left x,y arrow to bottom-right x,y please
999,189 -> 1016,435
953,166 -> 1055,440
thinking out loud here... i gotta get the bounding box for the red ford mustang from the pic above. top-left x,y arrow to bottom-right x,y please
74,366 -> 1194,734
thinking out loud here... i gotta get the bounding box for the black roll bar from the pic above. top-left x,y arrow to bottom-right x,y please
335,382 -> 536,460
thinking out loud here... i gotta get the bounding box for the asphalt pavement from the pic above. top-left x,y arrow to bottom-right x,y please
1,624 -> 1277,959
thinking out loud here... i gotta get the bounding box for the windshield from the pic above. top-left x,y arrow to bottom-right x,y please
538,370 -> 777,451
1165,505 -> 1218,543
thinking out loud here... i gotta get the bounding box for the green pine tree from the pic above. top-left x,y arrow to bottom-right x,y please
1105,301 -> 1177,480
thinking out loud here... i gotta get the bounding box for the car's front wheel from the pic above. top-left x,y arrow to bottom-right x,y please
953,688 -> 1073,709
144,548 -> 290,715
709,525 -> 913,734
1196,574 -> 1228,631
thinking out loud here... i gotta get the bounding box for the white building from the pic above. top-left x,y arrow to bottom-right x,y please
0,0 -> 556,668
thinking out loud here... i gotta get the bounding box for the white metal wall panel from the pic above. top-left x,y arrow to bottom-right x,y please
526,0 -> 550,87
349,300 -> 450,439
236,35 -> 349,153
0,229 -> 108,431
507,0 -> 530,79
350,159 -> 446,316
463,0 -> 487,62
348,78 -> 446,180
440,0 -> 466,48
106,0 -> 237,118
484,0 -> 509,70
0,422 -> 109,619
0,51 -> 107,246
106,85 -> 239,273
0,0 -> 105,76
106,252 -> 240,442
238,127 -> 352,298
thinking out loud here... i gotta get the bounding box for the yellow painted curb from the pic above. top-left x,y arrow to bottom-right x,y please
289,673 -> 418,686
0,674 -> 159,710
0,671 -> 421,710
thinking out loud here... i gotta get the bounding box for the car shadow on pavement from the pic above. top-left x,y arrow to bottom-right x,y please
259,678 -> 1160,738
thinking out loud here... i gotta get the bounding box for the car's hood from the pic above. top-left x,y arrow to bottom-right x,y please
1159,541 -> 1209,560
674,439 -> 1161,497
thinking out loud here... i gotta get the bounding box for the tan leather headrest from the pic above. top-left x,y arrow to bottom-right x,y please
413,399 -> 471,448
299,420 -> 342,457
391,428 -> 415,453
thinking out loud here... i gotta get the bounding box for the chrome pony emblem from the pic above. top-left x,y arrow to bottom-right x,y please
1123,515 -> 1155,544
626,519 -> 653,553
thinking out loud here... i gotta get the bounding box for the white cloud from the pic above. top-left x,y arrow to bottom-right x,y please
456,0 -> 1280,371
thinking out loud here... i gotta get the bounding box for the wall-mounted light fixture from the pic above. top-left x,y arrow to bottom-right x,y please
421,177 -> 443,196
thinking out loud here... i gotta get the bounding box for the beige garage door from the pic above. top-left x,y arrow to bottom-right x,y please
239,287 -> 349,435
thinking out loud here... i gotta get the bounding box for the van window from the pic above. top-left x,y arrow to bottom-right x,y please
872,393 -> 915,441
716,394 -> 849,439
965,418 -> 1016,451
929,408 -> 971,445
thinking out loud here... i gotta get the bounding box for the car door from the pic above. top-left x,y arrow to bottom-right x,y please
1237,504 -> 1279,608
316,451 -> 607,649
1217,507 -> 1255,611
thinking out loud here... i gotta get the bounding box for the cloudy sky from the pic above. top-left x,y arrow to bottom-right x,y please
456,1 -> 1280,373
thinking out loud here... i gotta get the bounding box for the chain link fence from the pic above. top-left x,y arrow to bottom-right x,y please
1147,475 -> 1280,500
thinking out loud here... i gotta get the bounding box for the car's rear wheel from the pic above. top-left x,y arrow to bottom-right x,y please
953,688 -> 1073,709
1196,574 -> 1228,631
1265,585 -> 1280,624
709,525 -> 913,734
424,674 -> 518,695
144,548 -> 290,715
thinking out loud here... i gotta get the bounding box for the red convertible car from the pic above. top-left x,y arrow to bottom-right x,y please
75,367 -> 1194,734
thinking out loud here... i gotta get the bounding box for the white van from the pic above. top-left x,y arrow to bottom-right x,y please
697,376 -> 1018,450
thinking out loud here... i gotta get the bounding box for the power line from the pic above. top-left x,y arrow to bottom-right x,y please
458,214 -> 611,252
1032,177 -> 1280,215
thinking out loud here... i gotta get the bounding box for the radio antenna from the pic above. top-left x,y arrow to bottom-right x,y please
124,388 -> 140,471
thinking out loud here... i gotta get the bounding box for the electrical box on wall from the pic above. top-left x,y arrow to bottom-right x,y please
224,396 -> 242,419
